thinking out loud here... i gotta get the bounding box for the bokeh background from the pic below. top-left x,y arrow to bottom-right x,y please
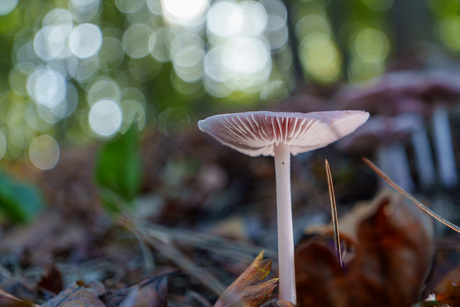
2,2 -> 460,305
0,0 -> 457,169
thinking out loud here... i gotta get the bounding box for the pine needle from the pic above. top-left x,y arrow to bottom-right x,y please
325,159 -> 343,267
362,157 -> 460,234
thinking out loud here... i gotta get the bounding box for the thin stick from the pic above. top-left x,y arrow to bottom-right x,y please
325,159 -> 343,267
362,157 -> 460,234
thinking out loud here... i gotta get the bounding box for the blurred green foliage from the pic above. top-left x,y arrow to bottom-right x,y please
0,0 -> 456,169
0,172 -> 44,223
94,125 -> 143,214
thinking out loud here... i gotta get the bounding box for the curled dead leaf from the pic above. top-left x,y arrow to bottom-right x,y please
295,191 -> 434,307
295,241 -> 345,307
215,251 -> 277,307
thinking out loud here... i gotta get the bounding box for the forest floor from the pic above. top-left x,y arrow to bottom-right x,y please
0,125 -> 460,307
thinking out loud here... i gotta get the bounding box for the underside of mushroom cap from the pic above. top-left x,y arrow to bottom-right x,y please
198,110 -> 370,157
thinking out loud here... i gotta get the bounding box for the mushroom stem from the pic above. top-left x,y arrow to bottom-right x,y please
412,127 -> 436,188
432,103 -> 457,187
274,143 -> 296,305
377,143 -> 414,192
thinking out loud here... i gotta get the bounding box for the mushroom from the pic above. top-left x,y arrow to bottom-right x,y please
418,72 -> 460,187
198,110 -> 369,304
336,70 -> 460,188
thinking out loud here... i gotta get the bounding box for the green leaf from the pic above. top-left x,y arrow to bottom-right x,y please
0,173 -> 44,223
94,125 -> 143,214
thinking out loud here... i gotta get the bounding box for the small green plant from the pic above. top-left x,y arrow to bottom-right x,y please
94,126 -> 143,214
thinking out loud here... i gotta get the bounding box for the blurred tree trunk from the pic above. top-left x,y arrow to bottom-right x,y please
327,0 -> 348,81
391,0 -> 432,55
282,0 -> 306,89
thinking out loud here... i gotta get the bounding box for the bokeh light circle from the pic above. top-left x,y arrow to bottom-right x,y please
240,1 -> 267,37
34,26 -> 67,61
49,82 -> 79,120
352,28 -> 390,63
261,0 -> 287,30
207,0 -> 243,37
268,24 -> 288,50
146,0 -> 162,15
43,8 -> 74,35
173,45 -> 205,82
0,0 -> 18,15
69,23 -> 103,59
299,33 -> 342,83
87,77 -> 121,105
29,135 -> 60,170
121,100 -> 146,131
162,0 -> 208,25
204,46 -> 232,82
100,37 -> 125,69
122,24 -> 154,59
89,99 -> 123,137
67,55 -> 100,82
27,67 -> 67,108
70,0 -> 101,22
225,37 -> 270,75
151,27 -> 173,62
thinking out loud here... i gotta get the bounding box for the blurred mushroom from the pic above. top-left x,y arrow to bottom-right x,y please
336,70 -> 460,188
198,110 -> 369,304
341,113 -> 423,192
335,71 -> 429,116
418,72 -> 460,187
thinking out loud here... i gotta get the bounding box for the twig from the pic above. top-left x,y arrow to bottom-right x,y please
362,157 -> 460,233
325,159 -> 343,267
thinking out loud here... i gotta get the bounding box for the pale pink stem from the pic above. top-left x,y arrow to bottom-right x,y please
432,104 -> 457,187
274,144 -> 296,305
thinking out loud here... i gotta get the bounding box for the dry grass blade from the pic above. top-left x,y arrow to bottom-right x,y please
119,217 -> 226,296
362,157 -> 460,234
325,159 -> 343,267
133,220 -> 276,262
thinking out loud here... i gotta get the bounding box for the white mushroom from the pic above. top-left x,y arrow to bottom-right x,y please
198,110 -> 369,304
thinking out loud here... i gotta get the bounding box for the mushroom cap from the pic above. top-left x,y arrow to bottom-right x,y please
198,110 -> 370,157
336,70 -> 460,116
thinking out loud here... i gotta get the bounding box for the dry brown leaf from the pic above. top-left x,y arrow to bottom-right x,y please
229,279 -> 279,307
295,191 -> 434,307
37,264 -> 63,295
345,192 -> 434,306
215,251 -> 276,307
295,241 -> 346,307
41,281 -> 105,307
